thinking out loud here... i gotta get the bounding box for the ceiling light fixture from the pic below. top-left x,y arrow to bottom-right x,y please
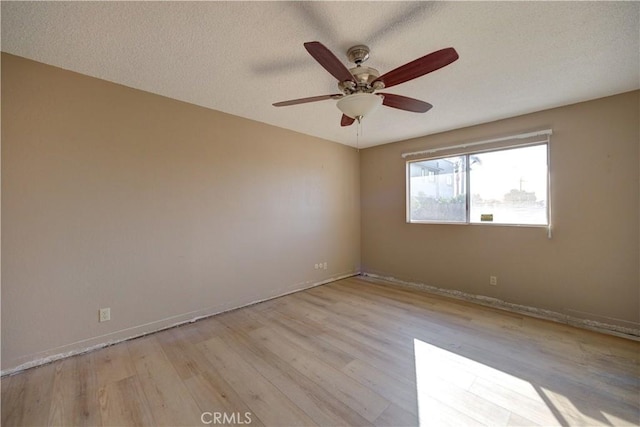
337,93 -> 383,122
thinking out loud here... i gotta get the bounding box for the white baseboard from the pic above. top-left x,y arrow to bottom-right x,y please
1,272 -> 359,377
7,270 -> 634,377
361,273 -> 640,340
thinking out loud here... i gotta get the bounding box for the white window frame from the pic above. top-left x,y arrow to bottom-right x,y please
404,130 -> 552,234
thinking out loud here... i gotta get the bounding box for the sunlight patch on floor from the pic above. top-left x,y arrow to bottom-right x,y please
412,338 -> 591,426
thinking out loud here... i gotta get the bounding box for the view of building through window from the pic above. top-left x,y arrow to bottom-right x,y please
409,155 -> 466,223
408,144 -> 548,225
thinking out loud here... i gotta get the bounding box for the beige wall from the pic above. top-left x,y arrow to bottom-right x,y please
361,91 -> 639,330
2,52 -> 638,373
1,54 -> 360,372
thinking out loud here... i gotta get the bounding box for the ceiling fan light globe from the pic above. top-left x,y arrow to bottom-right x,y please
337,93 -> 383,119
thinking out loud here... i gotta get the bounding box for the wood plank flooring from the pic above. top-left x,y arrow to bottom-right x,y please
2,276 -> 639,426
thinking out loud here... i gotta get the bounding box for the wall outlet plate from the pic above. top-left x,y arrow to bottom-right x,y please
99,307 -> 111,322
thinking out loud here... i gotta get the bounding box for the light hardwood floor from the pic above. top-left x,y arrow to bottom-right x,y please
2,276 -> 639,426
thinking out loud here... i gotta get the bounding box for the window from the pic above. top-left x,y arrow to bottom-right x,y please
408,156 -> 466,223
407,144 -> 548,226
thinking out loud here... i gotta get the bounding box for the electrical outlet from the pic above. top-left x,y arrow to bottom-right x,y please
323,262 -> 327,270
99,307 -> 111,322
314,263 -> 319,269
490,276 -> 497,286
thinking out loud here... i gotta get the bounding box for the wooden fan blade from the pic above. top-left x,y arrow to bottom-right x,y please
273,94 -> 342,107
341,114 -> 356,127
304,41 -> 356,83
373,47 -> 459,89
380,93 -> 433,113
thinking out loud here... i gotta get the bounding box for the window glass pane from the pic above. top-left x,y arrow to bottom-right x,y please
469,145 -> 548,225
409,156 -> 466,222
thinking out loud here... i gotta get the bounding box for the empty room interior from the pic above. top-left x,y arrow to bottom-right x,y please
1,2 -> 639,427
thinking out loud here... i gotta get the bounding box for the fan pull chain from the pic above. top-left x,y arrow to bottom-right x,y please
356,119 -> 361,151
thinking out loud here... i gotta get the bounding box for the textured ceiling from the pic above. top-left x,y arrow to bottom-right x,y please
2,1 -> 639,148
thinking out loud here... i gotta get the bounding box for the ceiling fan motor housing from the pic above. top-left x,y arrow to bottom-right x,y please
339,45 -> 384,95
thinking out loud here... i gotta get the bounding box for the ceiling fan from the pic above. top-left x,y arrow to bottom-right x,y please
273,42 -> 459,127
